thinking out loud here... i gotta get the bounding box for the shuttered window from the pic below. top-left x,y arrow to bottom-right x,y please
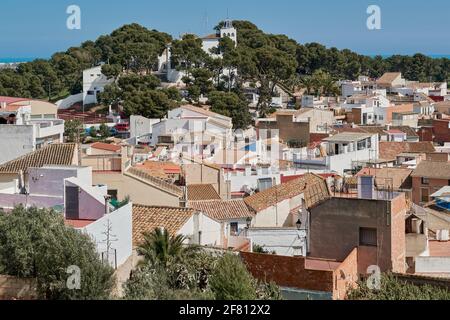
359,228 -> 377,247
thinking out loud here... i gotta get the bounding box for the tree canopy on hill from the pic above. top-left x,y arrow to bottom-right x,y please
0,20 -> 448,104
0,24 -> 172,100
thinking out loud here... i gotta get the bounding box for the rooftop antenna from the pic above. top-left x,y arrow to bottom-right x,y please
203,10 -> 209,34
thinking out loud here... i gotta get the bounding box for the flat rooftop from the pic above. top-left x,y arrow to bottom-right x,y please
323,132 -> 373,143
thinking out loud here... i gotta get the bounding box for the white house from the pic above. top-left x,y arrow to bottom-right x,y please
75,203 -> 133,268
132,204 -> 224,248
295,132 -> 379,175
83,66 -> 114,106
151,105 -> 233,148
341,93 -> 391,125
165,20 -> 237,84
0,98 -> 64,165
188,199 -> 255,238
243,173 -> 330,256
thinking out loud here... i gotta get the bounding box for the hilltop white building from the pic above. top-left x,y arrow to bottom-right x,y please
161,20 -> 238,84
83,66 -> 114,106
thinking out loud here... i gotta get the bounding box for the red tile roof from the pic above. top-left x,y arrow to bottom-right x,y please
188,199 -> 255,220
244,173 -> 330,212
187,184 -> 221,201
379,142 -> 435,161
91,142 -> 121,152
281,173 -> 340,184
0,96 -> 29,105
132,205 -> 196,246
0,143 -> 77,173
65,219 -> 96,228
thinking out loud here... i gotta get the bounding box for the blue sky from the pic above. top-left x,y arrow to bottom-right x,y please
1,0 -> 450,59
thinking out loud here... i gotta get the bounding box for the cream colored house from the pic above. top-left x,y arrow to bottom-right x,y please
82,145 -> 186,207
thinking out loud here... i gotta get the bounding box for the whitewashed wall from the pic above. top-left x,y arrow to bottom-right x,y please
80,203 -> 133,268
247,228 -> 307,256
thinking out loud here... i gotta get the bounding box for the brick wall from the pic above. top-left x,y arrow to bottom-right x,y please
417,127 -> 434,142
433,119 -> 450,144
240,252 -> 334,293
309,197 -> 406,274
393,273 -> 450,291
426,153 -> 449,162
0,275 -> 37,300
412,176 -> 449,205
390,193 -> 407,274
333,248 -> 358,300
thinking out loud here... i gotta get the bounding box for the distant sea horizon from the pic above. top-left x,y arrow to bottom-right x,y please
1,54 -> 450,64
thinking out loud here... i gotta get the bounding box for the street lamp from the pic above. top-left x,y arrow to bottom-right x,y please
246,217 -> 252,229
296,219 -> 302,230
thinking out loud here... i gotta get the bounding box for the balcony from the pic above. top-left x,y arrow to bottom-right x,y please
33,120 -> 64,139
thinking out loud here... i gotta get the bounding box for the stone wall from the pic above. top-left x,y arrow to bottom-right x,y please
0,275 -> 37,300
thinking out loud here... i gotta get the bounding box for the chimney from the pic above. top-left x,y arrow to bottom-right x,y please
245,165 -> 252,176
104,195 -> 112,215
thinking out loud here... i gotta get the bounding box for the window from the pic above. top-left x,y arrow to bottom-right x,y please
108,190 -> 118,200
421,188 -> 430,203
87,90 -> 95,95
257,178 -> 273,192
357,140 -> 366,150
421,177 -> 429,185
359,228 -> 377,247
230,222 -> 239,236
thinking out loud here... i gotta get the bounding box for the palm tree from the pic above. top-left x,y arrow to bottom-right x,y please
137,228 -> 199,267
321,76 -> 340,97
299,75 -> 315,95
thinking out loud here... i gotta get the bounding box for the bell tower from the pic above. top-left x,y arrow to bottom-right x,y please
220,19 -> 237,46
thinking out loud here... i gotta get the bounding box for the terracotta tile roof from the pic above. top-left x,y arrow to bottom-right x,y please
181,104 -> 231,121
132,204 -> 195,246
135,161 -> 181,179
201,33 -> 220,40
125,167 -> 184,197
188,199 -> 255,221
65,219 -> 96,228
411,161 -> 450,179
244,173 -> 330,212
379,142 -> 435,161
0,143 -> 77,173
358,126 -> 387,136
386,129 -> 405,134
391,126 -> 418,138
377,72 -> 402,85
357,167 -> 413,190
0,96 -> 29,105
187,184 -> 221,201
90,142 -> 121,152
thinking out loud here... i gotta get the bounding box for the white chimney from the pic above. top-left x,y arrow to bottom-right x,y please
411,218 -> 422,234
437,230 -> 450,242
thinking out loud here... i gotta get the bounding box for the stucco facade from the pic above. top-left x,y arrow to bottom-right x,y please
309,194 -> 407,275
